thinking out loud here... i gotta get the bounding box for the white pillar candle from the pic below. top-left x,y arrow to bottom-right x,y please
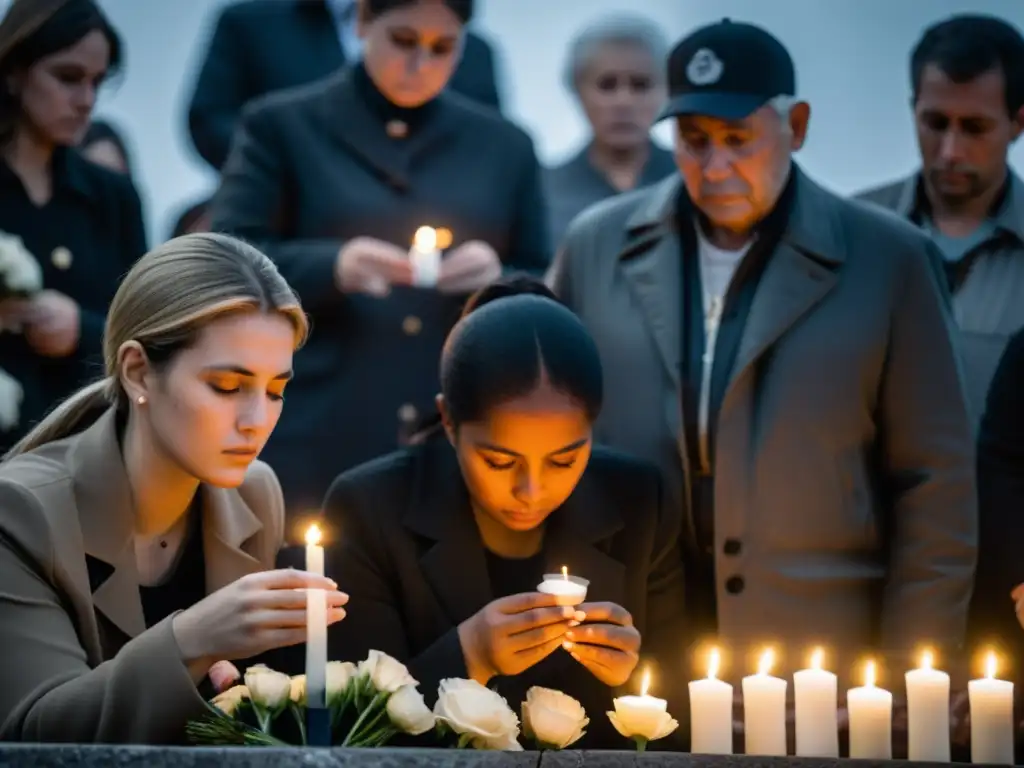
793,648 -> 839,757
689,648 -> 734,754
741,648 -> 787,755
409,226 -> 441,287
905,650 -> 950,762
536,566 -> 588,605
969,651 -> 1014,765
304,525 -> 328,709
847,660 -> 893,759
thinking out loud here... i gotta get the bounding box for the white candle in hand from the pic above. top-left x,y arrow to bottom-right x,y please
906,649 -> 950,762
409,226 -> 441,287
847,660 -> 892,759
689,648 -> 734,754
969,651 -> 1014,765
537,566 -> 588,605
793,647 -> 838,757
742,648 -> 786,755
304,524 -> 328,710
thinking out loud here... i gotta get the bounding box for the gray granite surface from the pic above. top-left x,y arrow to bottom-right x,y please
0,746 -> 980,768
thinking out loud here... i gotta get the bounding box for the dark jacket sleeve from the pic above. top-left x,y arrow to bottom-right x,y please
77,177 -> 147,364
187,5 -> 253,170
877,236 -> 977,654
976,329 -> 1024,612
504,134 -> 552,275
321,475 -> 467,701
0,483 -> 205,743
208,102 -> 346,316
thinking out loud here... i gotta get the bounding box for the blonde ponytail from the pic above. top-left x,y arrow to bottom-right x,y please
3,378 -> 116,460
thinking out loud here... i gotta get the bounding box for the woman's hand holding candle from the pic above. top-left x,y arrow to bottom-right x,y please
436,240 -> 501,294
562,602 -> 640,686
457,591 -> 584,685
336,236 -> 413,296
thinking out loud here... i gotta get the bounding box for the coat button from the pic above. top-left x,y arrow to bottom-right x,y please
385,120 -> 408,138
397,403 -> 418,423
725,576 -> 745,594
402,315 -> 422,335
51,246 -> 72,269
723,539 -> 742,556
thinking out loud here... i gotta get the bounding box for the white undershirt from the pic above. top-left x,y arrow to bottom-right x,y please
695,227 -> 753,473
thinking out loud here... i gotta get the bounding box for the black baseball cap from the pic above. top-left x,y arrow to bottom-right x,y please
657,19 -> 796,121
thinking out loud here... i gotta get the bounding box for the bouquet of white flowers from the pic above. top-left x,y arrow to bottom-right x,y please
186,652 -> 435,747
0,231 -> 41,301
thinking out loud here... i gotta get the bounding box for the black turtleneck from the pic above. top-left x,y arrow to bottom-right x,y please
351,61 -> 440,134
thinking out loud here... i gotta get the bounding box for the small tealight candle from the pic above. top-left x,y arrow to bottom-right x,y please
742,648 -> 786,755
969,651 -> 1014,765
847,660 -> 893,759
409,226 -> 441,287
304,525 -> 327,710
537,566 -> 588,605
793,648 -> 839,757
689,648 -> 734,755
905,649 -> 950,763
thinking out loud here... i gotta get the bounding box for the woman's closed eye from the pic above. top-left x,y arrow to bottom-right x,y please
208,381 -> 286,402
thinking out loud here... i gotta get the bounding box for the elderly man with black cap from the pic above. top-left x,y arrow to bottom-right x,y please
548,20 -> 977,691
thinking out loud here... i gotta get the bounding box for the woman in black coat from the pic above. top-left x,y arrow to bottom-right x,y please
0,0 -> 146,453
209,0 -> 551,518
313,285 -> 687,749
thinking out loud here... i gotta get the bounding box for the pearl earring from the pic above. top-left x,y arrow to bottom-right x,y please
136,395 -> 147,405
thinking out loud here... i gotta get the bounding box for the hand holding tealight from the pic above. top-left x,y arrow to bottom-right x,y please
536,566 -> 588,606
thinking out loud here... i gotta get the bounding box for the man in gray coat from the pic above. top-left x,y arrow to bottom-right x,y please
548,19 -> 977,686
857,15 -> 1024,428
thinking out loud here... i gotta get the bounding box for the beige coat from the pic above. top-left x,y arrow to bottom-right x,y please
0,408 -> 284,743
548,168 -> 977,685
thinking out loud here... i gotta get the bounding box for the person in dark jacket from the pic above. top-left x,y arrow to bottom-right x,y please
209,0 -> 551,517
0,0 -> 147,453
310,291 -> 687,749
187,0 -> 504,171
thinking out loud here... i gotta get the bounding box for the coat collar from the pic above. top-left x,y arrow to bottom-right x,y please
615,164 -> 844,396
401,438 -> 627,625
313,67 -> 462,194
894,170 -> 1024,245
70,409 -> 266,639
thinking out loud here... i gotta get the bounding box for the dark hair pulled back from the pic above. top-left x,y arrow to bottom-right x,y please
441,293 -> 603,428
361,0 -> 473,24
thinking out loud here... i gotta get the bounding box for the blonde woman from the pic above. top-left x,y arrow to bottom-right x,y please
0,233 -> 348,743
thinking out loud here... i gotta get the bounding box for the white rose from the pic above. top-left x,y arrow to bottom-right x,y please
327,661 -> 358,699
0,368 -> 22,431
243,664 -> 292,712
386,684 -> 435,735
434,678 -> 522,750
358,650 -> 417,693
521,686 -> 588,749
607,699 -> 679,742
0,232 -> 41,295
289,675 -> 306,704
211,684 -> 249,717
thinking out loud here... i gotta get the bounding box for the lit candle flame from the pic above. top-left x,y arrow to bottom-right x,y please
920,650 -> 933,670
640,667 -> 651,697
864,660 -> 876,688
985,650 -> 998,680
305,524 -> 322,547
757,648 -> 774,676
435,227 -> 453,249
810,647 -> 824,670
707,648 -> 721,680
561,565 -> 568,580
413,226 -> 437,250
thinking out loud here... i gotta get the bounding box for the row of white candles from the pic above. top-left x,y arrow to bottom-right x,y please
684,647 -> 1014,764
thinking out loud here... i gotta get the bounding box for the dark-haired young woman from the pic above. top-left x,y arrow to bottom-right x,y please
0,0 -> 147,453
318,291 -> 687,748
210,0 -> 550,520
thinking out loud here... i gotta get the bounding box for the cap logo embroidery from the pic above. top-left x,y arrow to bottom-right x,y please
686,48 -> 724,86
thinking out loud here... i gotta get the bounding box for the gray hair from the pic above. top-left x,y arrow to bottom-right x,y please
767,95 -> 799,135
563,14 -> 669,93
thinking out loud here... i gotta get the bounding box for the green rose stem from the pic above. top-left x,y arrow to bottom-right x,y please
633,736 -> 649,752
289,703 -> 307,745
342,692 -> 390,746
456,733 -> 475,749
